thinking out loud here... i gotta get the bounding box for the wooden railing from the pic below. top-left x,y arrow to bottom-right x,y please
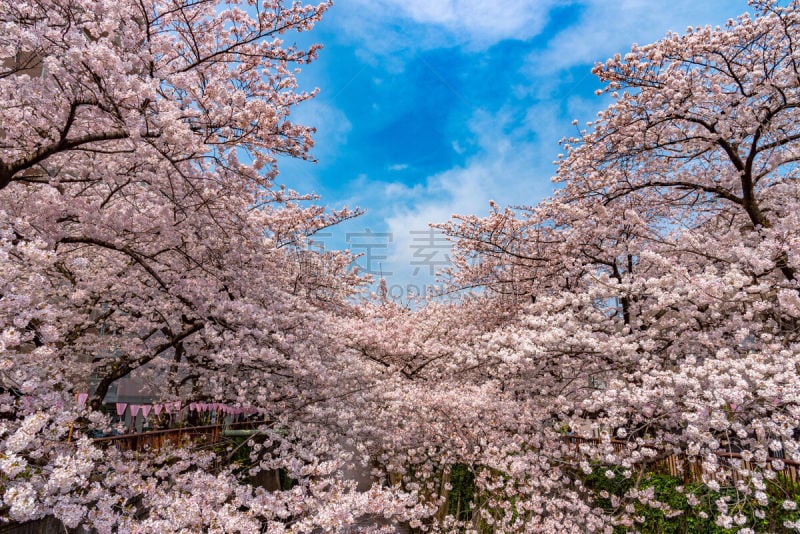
561,435 -> 800,495
92,420 -> 270,452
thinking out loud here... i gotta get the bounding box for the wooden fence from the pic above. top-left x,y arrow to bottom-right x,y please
92,420 -> 270,452
562,435 -> 800,496
0,516 -> 71,534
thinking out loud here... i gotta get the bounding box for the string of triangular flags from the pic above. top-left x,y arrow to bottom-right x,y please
75,393 -> 258,417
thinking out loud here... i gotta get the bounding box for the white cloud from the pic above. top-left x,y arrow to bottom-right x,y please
527,0 -> 745,73
336,0 -> 560,52
291,100 -> 352,159
273,100 -> 352,193
382,108 -> 559,289
391,0 -> 558,45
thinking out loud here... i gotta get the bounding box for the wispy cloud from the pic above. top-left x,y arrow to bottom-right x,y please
334,0 -> 560,54
526,0 -> 743,74
377,0 -> 559,46
382,108 -> 558,288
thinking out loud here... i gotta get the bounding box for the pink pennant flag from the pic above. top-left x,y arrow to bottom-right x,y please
76,392 -> 89,408
116,403 -> 127,416
130,405 -> 140,417
173,401 -> 181,412
153,404 -> 163,415
141,405 -> 152,417
190,402 -> 198,411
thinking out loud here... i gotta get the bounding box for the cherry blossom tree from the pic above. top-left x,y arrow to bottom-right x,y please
360,1 -> 800,531
4,0 -> 800,531
0,0 -> 436,530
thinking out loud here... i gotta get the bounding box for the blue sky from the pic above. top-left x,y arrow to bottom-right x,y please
278,0 -> 749,300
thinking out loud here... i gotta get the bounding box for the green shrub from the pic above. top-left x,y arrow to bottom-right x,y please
582,464 -> 800,533
447,463 -> 476,522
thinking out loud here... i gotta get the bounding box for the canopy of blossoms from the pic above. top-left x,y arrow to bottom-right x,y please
1,0 -> 799,532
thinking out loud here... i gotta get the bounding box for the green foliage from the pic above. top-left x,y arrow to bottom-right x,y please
582,464 -> 636,512
447,464 -> 475,522
582,464 -> 800,533
636,477 -> 719,534
278,468 -> 297,491
410,459 -> 800,533
224,436 -> 252,467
